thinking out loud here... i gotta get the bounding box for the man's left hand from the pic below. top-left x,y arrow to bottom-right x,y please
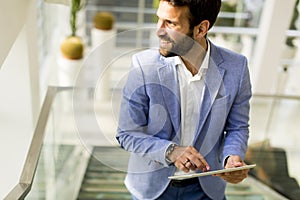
214,155 -> 249,184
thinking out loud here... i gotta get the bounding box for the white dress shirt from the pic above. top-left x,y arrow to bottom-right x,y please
174,41 -> 210,175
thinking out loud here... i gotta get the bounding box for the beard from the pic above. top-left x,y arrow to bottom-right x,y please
158,29 -> 194,57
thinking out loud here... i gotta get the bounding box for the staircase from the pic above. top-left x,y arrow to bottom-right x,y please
77,146 -> 131,200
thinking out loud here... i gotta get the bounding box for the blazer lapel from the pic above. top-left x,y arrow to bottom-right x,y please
193,43 -> 225,143
157,58 -> 181,142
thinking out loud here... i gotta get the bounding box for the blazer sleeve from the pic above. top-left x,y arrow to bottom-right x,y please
222,56 -> 252,165
116,54 -> 173,167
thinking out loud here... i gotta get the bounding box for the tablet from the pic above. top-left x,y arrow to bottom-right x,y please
168,164 -> 256,180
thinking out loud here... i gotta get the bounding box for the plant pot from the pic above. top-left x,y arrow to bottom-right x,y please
57,55 -> 83,87
90,28 -> 116,102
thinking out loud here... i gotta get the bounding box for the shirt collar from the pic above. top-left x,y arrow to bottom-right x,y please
175,40 -> 210,81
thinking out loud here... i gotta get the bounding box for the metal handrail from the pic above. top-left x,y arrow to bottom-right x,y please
253,93 -> 300,100
86,4 -> 251,19
4,86 -> 68,200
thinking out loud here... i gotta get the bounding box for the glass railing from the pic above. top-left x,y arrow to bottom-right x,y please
4,87 -> 91,199
4,87 -> 58,200
246,93 -> 300,199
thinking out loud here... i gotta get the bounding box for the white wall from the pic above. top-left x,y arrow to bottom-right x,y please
0,0 -> 41,198
0,1 -> 28,67
0,1 -> 73,198
0,28 -> 34,199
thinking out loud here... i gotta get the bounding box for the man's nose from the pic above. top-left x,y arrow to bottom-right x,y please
157,19 -> 165,29
156,27 -> 167,38
156,20 -> 167,37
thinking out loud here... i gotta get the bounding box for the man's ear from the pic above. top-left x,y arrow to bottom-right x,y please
193,20 -> 210,39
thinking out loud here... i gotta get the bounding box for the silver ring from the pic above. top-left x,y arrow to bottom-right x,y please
183,160 -> 189,165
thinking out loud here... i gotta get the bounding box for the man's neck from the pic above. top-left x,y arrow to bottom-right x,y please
181,39 -> 207,76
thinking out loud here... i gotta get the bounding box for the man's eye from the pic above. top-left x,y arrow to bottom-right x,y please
166,21 -> 176,27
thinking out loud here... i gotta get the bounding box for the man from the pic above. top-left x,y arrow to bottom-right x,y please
116,0 -> 252,199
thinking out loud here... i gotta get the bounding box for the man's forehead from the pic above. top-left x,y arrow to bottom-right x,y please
157,1 -> 189,21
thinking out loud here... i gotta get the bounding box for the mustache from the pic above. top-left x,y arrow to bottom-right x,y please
158,35 -> 174,43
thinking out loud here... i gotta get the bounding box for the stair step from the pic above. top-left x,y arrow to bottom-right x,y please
226,183 -> 251,191
226,195 -> 264,200
87,166 -> 124,173
80,187 -> 129,193
77,192 -> 131,200
82,179 -> 125,185
81,181 -> 126,189
226,191 -> 264,196
85,172 -> 126,180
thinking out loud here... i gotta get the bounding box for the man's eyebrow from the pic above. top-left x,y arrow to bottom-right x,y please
159,16 -> 179,24
165,19 -> 175,23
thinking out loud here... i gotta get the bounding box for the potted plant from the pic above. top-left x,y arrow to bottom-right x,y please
91,11 -> 115,49
60,0 -> 85,60
58,0 -> 85,86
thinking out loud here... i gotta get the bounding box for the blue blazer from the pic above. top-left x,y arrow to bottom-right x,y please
117,41 -> 252,200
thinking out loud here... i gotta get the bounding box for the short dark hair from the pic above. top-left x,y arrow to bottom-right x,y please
160,0 -> 221,30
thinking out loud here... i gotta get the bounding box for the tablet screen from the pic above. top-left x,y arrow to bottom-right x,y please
168,164 -> 256,180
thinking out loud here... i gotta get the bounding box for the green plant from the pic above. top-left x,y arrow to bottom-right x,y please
60,0 -> 85,59
70,0 -> 85,36
152,0 -> 159,22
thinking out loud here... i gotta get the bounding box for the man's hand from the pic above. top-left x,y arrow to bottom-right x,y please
168,146 -> 210,173
214,155 -> 249,184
